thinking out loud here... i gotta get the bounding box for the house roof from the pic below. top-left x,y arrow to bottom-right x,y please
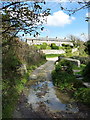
27,37 -> 71,42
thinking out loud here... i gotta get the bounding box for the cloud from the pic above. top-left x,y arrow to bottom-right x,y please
46,11 -> 75,26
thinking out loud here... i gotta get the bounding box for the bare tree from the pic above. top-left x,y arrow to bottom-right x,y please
59,0 -> 90,13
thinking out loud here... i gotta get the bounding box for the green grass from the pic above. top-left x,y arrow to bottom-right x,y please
72,64 -> 86,70
34,44 -> 66,50
2,60 -> 47,118
72,64 -> 86,75
46,46 -> 51,49
52,60 -> 90,105
46,54 -> 61,58
34,45 -> 41,49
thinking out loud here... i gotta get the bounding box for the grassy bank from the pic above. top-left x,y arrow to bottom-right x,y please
2,38 -> 46,118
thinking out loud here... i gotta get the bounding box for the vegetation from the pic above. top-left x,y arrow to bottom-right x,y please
58,0 -> 90,90
62,44 -> 72,57
84,40 -> 90,56
82,40 -> 90,82
2,37 -> 46,118
74,88 -> 90,105
1,1 -> 50,37
40,42 -> 48,49
68,35 -> 87,56
82,62 -> 90,82
52,59 -> 90,106
1,1 -> 49,118
35,42 -> 60,50
46,54 -> 61,58
50,43 -> 59,50
1,1 -> 90,117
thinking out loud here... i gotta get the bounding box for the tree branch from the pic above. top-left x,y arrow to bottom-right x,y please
0,2 -> 20,10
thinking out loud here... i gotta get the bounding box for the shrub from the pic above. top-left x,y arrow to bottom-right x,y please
52,59 -> 75,86
74,88 -> 90,105
82,62 -> 90,82
55,64 -> 62,72
51,43 -> 59,50
2,38 -> 46,118
73,80 -> 83,89
58,59 -> 73,74
52,56 -> 90,106
84,40 -> 90,55
40,42 -> 47,49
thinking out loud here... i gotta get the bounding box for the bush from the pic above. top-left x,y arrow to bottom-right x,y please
52,59 -> 75,86
2,38 -> 46,118
40,42 -> 47,49
51,43 -> 59,50
73,80 -> 83,89
84,40 -> 90,55
61,44 -> 72,57
82,62 -> 90,82
57,59 -> 73,74
52,56 -> 90,106
74,88 -> 90,105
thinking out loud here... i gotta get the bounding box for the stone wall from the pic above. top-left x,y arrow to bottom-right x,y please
41,50 -> 65,54
41,48 -> 78,54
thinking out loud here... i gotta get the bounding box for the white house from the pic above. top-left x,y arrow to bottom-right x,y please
26,37 -> 73,46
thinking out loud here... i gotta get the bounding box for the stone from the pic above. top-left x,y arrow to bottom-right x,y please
29,74 -> 37,80
83,82 -> 90,88
17,64 -> 27,75
76,77 -> 83,80
58,57 -> 81,67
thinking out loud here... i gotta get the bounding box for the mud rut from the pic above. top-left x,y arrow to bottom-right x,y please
13,61 -> 89,119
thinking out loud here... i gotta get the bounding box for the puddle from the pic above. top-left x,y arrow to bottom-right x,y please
28,80 -> 79,113
13,61 -> 89,119
28,61 -> 79,113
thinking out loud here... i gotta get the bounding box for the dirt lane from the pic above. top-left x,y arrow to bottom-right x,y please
13,61 -> 89,119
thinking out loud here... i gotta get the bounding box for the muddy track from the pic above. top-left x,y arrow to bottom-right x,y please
13,61 -> 90,119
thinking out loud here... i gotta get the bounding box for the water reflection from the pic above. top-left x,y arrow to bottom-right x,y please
28,80 -> 79,113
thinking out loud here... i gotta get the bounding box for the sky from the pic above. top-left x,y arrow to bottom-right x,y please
20,0 -> 89,41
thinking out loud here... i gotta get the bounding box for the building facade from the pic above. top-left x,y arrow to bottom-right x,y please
26,37 -> 73,46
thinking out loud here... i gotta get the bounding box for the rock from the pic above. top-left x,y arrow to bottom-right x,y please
75,74 -> 82,78
17,64 -> 27,75
76,77 -> 83,80
29,74 -> 37,80
83,82 -> 90,88
73,70 -> 81,73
